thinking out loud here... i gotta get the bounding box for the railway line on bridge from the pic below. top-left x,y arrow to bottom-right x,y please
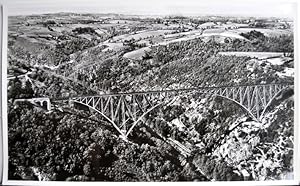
15,83 -> 293,139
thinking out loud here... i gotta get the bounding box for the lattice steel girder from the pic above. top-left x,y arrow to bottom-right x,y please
67,83 -> 292,136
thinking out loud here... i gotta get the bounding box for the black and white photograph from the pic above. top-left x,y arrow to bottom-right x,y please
0,0 -> 298,184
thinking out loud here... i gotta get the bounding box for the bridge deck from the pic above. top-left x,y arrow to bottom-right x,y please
52,83 -> 293,101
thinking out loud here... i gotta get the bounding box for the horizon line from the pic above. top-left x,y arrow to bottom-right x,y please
8,11 -> 293,20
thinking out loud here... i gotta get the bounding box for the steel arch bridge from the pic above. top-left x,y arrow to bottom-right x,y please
55,83 -> 292,139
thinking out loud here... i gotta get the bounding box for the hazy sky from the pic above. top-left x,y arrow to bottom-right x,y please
2,0 -> 296,18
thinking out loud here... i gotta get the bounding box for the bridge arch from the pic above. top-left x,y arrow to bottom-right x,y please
260,86 -> 292,120
125,102 -> 162,137
215,95 -> 258,121
72,97 -> 175,139
72,100 -> 126,137
31,98 -> 51,110
42,100 -> 48,109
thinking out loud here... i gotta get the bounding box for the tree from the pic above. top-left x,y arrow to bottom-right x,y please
22,80 -> 34,98
8,78 -> 22,100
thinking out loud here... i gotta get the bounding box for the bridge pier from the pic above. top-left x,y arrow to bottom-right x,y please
33,98 -> 51,111
14,98 -> 52,111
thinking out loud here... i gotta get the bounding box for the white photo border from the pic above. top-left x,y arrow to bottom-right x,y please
0,0 -> 299,185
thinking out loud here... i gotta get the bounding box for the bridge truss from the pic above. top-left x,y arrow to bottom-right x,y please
57,83 -> 291,139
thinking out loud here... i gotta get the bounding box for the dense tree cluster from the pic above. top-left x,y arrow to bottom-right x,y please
72,27 -> 98,35
8,79 -> 35,100
239,31 -> 293,53
7,68 -> 96,99
7,102 -> 203,181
